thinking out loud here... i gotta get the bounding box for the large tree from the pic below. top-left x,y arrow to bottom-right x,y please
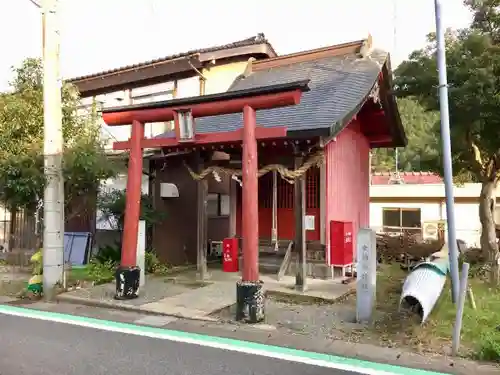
466,0 -> 500,42
394,5 -> 500,283
371,97 -> 440,173
0,58 -> 117,225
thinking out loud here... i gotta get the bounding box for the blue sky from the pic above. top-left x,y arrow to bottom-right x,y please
1,0 -> 472,90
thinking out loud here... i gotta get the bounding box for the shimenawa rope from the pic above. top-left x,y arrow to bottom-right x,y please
184,149 -> 324,184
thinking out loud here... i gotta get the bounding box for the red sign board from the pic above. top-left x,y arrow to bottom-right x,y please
222,238 -> 239,272
329,221 -> 354,266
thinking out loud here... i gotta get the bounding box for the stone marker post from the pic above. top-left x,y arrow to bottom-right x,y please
356,228 -> 377,323
137,220 -> 146,288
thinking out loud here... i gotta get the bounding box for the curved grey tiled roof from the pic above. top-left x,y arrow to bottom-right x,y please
184,49 -> 388,136
69,33 -> 275,82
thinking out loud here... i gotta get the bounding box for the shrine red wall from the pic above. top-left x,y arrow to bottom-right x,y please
235,167 -> 320,241
235,119 -> 369,247
325,120 -> 370,263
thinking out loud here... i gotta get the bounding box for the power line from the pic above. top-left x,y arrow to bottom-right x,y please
392,0 -> 401,179
27,0 -> 41,8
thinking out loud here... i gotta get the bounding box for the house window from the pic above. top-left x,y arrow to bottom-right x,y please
207,193 -> 230,217
131,93 -> 174,137
382,208 -> 422,234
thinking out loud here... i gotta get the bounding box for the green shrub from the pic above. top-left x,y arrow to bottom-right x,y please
92,245 -> 162,276
86,260 -> 115,285
145,250 -> 160,274
153,263 -> 172,276
97,190 -> 165,232
28,249 -> 116,286
94,243 -> 121,265
475,333 -> 500,363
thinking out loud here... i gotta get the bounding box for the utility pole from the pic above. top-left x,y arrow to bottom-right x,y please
434,0 -> 460,303
41,0 -> 64,300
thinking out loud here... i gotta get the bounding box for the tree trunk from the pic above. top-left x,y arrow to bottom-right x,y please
478,179 -> 499,285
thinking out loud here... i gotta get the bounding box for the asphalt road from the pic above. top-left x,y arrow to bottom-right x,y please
0,313 -> 359,375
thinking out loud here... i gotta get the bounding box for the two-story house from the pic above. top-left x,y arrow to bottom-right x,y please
69,34 -> 276,244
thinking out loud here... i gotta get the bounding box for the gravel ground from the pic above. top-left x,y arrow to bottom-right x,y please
216,296 -> 369,339
0,280 -> 27,296
63,276 -> 203,306
265,300 -> 364,339
0,265 -> 31,279
0,267 -> 30,296
214,294 -> 404,349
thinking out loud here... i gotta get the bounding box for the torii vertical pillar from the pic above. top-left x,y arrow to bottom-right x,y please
115,120 -> 144,300
236,105 -> 264,323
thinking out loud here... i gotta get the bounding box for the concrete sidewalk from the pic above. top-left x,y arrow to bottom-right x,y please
56,270 -> 354,322
139,282 -> 235,319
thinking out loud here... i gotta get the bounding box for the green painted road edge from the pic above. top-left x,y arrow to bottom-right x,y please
0,304 -> 444,375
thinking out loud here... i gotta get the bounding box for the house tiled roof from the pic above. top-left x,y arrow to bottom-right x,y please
157,44 -> 388,137
371,172 -> 442,185
69,33 -> 275,82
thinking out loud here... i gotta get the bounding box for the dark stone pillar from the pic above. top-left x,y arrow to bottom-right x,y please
114,266 -> 140,300
235,280 -> 265,323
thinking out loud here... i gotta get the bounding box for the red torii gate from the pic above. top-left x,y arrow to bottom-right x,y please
102,80 -> 309,322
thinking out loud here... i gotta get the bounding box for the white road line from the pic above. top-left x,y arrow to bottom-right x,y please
0,306 -> 431,375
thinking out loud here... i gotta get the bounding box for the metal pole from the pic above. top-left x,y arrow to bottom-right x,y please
452,262 -> 470,355
272,170 -> 278,251
42,0 -> 64,300
434,0 -> 460,303
395,148 -> 399,173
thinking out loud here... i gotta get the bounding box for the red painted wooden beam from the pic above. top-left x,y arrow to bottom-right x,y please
359,109 -> 393,141
241,105 -> 259,282
102,90 -> 303,126
121,120 -> 144,269
366,135 -> 393,143
112,126 -> 288,150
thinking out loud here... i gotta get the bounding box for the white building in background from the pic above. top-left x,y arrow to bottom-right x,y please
370,172 -> 500,248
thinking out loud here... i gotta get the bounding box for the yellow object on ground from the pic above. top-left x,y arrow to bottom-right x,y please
29,275 -> 42,285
